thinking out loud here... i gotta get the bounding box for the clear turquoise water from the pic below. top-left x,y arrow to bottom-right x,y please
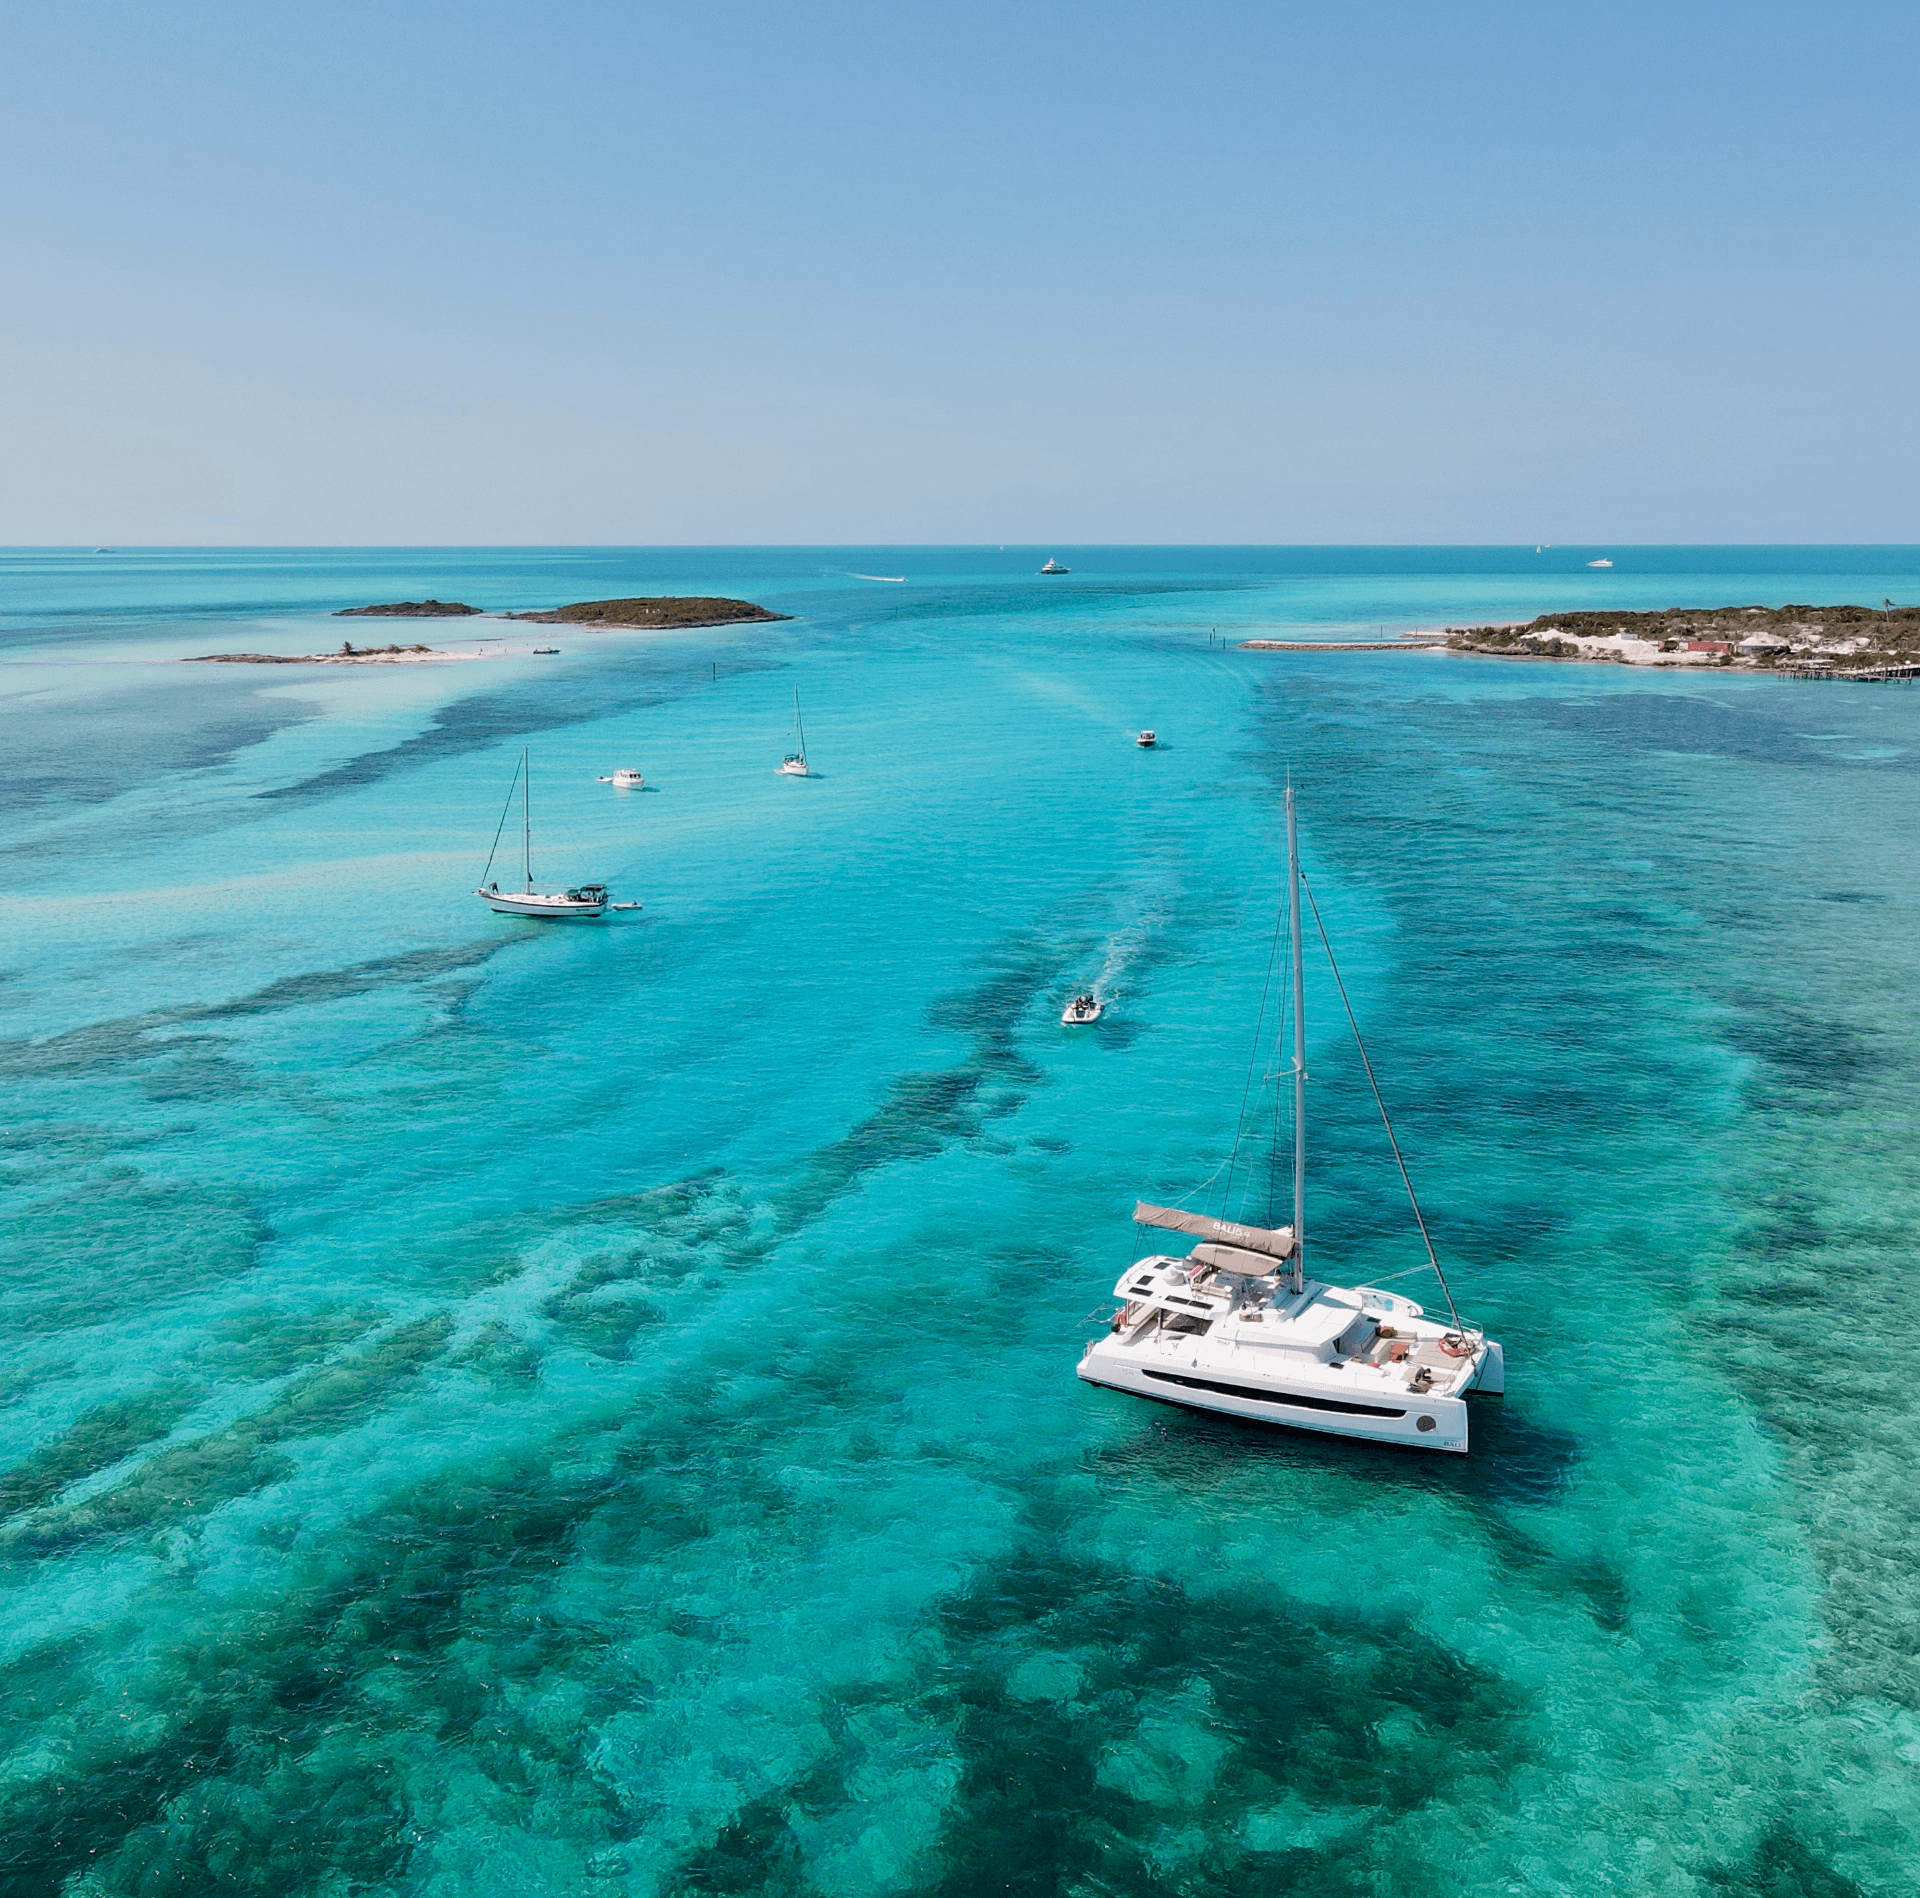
4,547 -> 1920,1895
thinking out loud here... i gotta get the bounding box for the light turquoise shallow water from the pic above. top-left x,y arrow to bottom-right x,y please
3,547 -> 1919,1896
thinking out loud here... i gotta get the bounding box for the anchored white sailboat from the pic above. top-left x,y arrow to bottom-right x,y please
780,687 -> 811,777
1077,785 -> 1504,1453
476,748 -> 639,918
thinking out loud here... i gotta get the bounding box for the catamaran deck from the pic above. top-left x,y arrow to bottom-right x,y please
1081,1251 -> 1501,1452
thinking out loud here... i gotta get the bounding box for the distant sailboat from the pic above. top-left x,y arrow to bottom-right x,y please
476,748 -> 638,918
780,688 -> 811,777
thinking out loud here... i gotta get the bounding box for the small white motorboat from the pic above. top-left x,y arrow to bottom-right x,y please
476,748 -> 635,920
1587,558 -> 1613,569
1062,993 -> 1103,1025
1137,729 -> 1157,748
780,686 -> 811,777
598,768 -> 644,788
1040,557 -> 1070,575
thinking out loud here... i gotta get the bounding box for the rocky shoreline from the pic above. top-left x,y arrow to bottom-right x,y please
1446,603 -> 1920,676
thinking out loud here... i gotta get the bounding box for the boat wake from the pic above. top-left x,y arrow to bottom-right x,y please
850,573 -> 908,584
1090,890 -> 1169,1004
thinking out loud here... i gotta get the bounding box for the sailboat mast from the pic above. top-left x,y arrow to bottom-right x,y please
793,687 -> 806,762
1286,783 -> 1307,1294
522,746 -> 531,892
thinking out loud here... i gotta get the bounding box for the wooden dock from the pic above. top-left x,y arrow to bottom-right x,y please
1784,663 -> 1920,682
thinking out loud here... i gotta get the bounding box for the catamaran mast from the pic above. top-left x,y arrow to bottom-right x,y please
522,746 -> 531,892
1286,783 -> 1307,1295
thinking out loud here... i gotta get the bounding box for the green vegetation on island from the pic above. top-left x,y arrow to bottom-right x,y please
502,596 -> 791,628
1447,603 -> 1920,675
335,600 -> 480,617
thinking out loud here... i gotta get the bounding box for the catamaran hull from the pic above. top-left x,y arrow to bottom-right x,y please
1078,1343 -> 1473,1454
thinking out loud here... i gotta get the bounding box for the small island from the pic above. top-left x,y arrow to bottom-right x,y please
335,600 -> 480,617
184,592 -> 790,664
502,596 -> 790,629
187,642 -> 451,664
1447,603 -> 1920,678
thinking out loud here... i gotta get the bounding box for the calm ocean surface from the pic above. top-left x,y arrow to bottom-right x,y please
3,547 -> 1919,1895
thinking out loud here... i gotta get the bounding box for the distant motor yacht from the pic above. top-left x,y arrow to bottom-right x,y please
780,686 -> 811,777
532,645 -> 560,654
1137,729 -> 1157,748
476,748 -> 638,919
1062,993 -> 1103,1025
1587,558 -> 1613,569
1040,558 -> 1070,575
1077,785 -> 1504,1453
599,768 -> 644,788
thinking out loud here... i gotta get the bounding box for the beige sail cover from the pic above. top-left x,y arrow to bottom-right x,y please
1133,1201 -> 1296,1259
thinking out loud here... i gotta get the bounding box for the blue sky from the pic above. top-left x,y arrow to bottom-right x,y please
3,0 -> 1915,543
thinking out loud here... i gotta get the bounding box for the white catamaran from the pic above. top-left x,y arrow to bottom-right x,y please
1077,786 -> 1504,1453
476,748 -> 638,919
